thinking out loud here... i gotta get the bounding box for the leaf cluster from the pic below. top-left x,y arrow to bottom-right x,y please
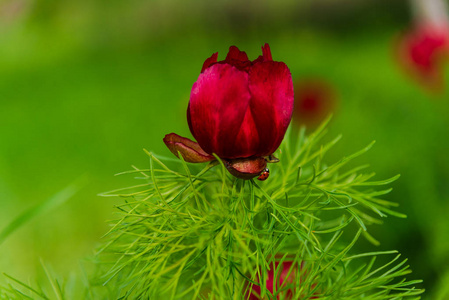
89,120 -> 423,299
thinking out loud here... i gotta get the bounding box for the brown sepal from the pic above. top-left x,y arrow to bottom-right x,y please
225,157 -> 267,180
163,133 -> 215,163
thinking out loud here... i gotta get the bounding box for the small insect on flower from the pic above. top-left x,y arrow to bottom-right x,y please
257,168 -> 270,181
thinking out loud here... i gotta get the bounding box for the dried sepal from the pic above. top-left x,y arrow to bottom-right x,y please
163,133 -> 215,163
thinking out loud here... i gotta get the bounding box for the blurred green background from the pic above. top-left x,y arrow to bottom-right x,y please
1,0 -> 448,298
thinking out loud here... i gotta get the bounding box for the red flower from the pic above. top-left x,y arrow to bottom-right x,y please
164,44 -> 294,179
292,79 -> 337,129
247,261 -> 318,300
396,22 -> 449,91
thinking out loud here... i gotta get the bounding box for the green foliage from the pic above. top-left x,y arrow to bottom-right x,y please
1,260 -> 71,300
0,177 -> 86,246
90,121 -> 424,299
0,122 -> 424,299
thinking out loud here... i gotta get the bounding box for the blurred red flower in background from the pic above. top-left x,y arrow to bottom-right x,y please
396,22 -> 449,92
247,261 -> 318,299
164,44 -> 294,179
292,79 -> 337,129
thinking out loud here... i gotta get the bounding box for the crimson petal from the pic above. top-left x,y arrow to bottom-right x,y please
224,46 -> 252,70
201,52 -> 218,73
225,45 -> 249,63
249,61 -> 294,156
261,43 -> 273,61
189,63 -> 253,158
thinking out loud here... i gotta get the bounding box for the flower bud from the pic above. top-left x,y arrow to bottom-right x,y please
164,44 -> 294,179
188,44 -> 294,159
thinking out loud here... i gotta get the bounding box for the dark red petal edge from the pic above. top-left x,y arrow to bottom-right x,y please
262,43 -> 272,61
201,52 -> 219,73
225,46 -> 250,63
163,133 -> 215,163
187,102 -> 195,137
